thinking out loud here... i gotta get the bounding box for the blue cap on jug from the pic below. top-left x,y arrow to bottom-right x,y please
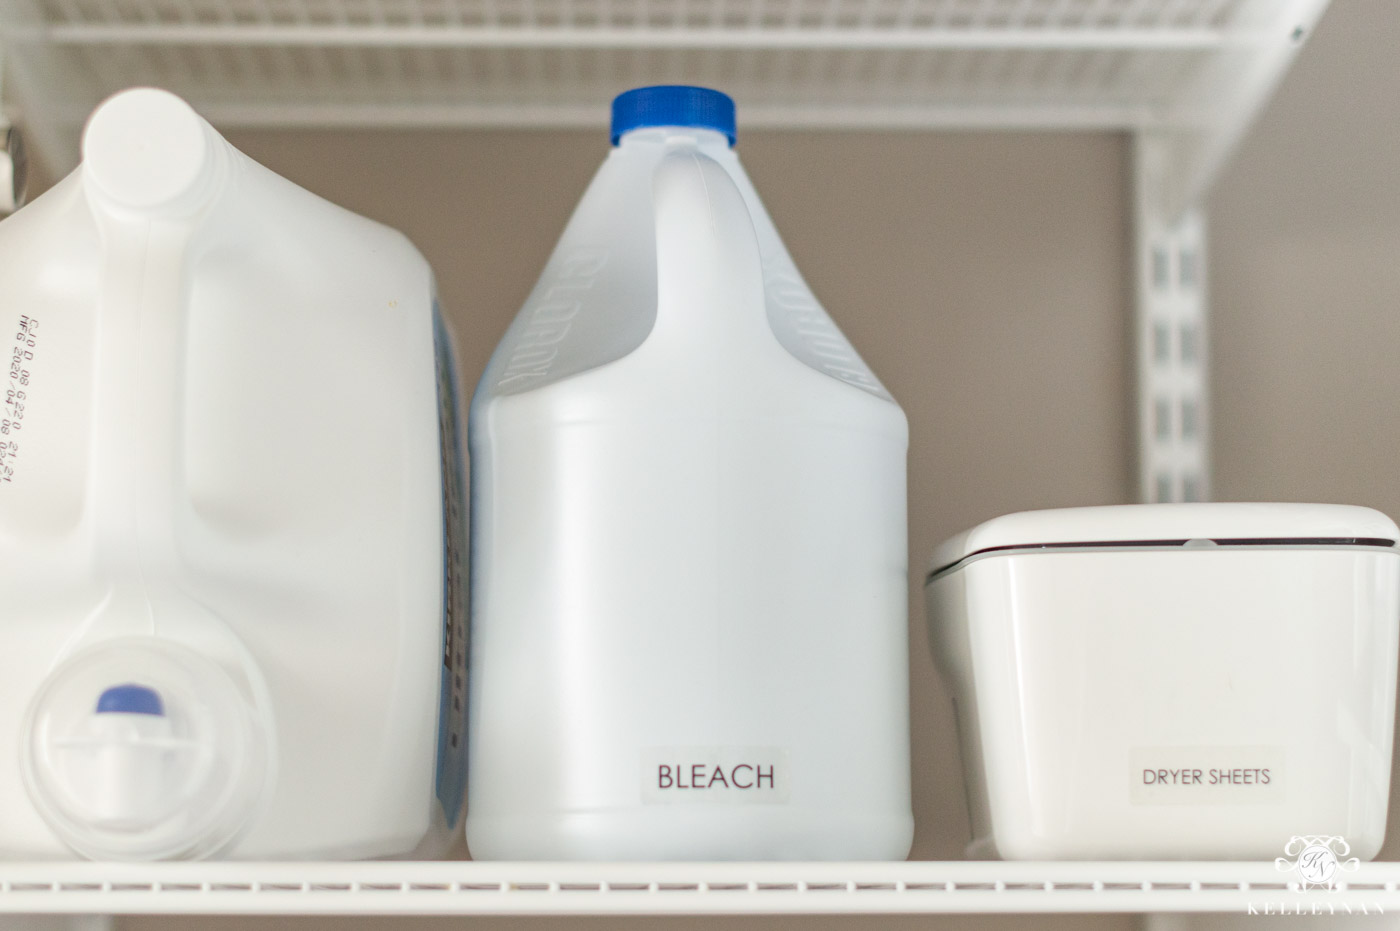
610,86 -> 736,146
95,683 -> 166,717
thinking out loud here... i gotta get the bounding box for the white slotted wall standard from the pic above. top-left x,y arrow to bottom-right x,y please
1137,132 -> 1210,504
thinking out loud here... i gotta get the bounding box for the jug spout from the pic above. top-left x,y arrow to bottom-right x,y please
86,683 -> 175,830
21,638 -> 270,860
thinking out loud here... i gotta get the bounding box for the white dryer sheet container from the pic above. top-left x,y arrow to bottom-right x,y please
925,503 -> 1400,860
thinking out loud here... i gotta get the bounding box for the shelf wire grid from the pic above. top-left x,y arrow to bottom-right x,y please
0,860 -> 1398,915
33,1 -> 1253,36
0,0 -> 1307,133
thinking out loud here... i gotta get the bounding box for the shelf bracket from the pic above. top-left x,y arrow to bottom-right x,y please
0,40 -> 8,213
0,31 -> 20,215
1134,131 -> 1210,504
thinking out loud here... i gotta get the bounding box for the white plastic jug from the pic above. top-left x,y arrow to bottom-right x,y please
0,88 -> 467,860
467,86 -> 912,860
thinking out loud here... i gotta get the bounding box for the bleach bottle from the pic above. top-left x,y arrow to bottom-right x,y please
0,88 -> 467,860
468,86 -> 912,860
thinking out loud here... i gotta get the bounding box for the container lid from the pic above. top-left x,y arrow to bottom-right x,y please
611,86 -> 737,146
928,503 -> 1399,577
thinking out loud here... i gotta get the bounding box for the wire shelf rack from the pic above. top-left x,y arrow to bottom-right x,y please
1,0 -> 1326,193
0,859 -> 1397,916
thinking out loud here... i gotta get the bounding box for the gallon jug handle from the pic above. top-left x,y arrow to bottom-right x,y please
648,148 -> 772,351
35,92 -> 274,858
80,89 -> 226,614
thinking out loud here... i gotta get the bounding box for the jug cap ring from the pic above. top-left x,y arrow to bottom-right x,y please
611,86 -> 736,146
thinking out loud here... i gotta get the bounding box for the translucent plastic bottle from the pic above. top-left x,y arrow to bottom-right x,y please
467,86 -> 912,860
0,88 -> 466,860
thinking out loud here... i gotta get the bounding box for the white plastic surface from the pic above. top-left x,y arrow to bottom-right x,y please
0,88 -> 458,860
83,713 -> 175,827
468,122 -> 910,860
926,505 -> 1400,860
929,502 -> 1400,573
81,88 -> 215,212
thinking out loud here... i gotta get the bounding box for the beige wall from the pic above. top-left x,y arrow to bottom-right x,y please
1211,0 -> 1400,516
8,0 -> 1385,927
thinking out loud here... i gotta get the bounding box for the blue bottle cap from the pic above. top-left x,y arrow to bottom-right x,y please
95,683 -> 165,717
611,86 -> 736,146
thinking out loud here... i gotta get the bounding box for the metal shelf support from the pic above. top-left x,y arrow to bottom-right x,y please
1136,132 -> 1210,504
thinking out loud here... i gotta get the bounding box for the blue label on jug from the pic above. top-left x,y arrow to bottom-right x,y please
433,303 -> 468,828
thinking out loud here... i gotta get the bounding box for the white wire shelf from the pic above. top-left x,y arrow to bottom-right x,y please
1,0 -> 1326,207
0,860 -> 1398,916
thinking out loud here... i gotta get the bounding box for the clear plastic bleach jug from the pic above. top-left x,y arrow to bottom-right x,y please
467,86 -> 912,860
0,88 -> 467,860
